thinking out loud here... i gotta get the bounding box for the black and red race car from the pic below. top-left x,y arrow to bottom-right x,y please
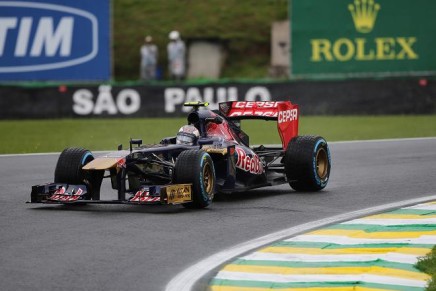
30,101 -> 331,209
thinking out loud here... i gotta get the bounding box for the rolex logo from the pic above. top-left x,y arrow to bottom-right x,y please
348,0 -> 381,33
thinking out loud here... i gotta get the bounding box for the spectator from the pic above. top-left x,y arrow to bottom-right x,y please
167,30 -> 186,80
140,35 -> 158,81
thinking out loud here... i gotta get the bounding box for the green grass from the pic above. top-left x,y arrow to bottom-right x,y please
1,115 -> 435,154
416,246 -> 436,291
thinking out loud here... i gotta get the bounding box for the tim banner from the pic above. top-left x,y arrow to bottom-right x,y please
0,0 -> 110,81
290,0 -> 436,78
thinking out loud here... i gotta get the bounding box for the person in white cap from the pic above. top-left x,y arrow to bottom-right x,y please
167,30 -> 186,80
140,35 -> 158,81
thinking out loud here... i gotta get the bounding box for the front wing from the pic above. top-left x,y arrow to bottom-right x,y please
30,183 -> 193,206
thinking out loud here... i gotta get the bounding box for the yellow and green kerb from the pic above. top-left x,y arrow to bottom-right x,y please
209,201 -> 436,291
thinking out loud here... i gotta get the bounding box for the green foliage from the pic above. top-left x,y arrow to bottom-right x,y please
416,246 -> 436,291
1,115 -> 436,154
113,0 -> 288,80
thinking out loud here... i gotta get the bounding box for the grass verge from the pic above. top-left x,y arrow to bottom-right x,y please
1,115 -> 435,154
417,246 -> 436,291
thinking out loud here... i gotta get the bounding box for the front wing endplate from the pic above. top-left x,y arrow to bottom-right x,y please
161,184 -> 192,205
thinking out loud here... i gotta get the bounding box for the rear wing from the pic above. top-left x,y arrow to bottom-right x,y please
219,101 -> 299,150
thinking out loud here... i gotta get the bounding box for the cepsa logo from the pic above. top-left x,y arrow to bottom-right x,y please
234,101 -> 280,108
228,101 -> 281,117
0,1 -> 97,73
278,109 -> 298,124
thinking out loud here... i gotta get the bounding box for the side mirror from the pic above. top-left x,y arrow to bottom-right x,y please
130,138 -> 143,152
131,139 -> 143,145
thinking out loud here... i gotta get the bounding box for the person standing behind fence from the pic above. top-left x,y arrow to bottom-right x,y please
167,30 -> 186,80
140,35 -> 158,81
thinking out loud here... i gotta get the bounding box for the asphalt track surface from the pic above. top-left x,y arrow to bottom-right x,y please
1,138 -> 436,291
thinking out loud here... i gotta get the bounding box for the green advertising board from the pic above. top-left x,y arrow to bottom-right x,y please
290,0 -> 436,78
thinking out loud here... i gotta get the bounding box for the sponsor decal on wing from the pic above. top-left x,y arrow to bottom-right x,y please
48,186 -> 86,201
54,186 -> 66,195
130,190 -> 160,203
49,194 -> 80,202
227,101 -> 281,117
277,102 -> 299,150
278,108 -> 298,124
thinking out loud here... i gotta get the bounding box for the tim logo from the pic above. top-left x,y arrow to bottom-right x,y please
0,1 -> 98,73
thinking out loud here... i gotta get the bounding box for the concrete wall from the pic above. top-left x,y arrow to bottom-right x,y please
187,41 -> 225,79
270,20 -> 290,78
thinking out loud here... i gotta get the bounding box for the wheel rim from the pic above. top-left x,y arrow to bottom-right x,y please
316,147 -> 328,179
203,163 -> 214,195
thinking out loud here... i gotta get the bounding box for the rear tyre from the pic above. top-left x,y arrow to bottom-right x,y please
174,150 -> 215,209
54,147 -> 103,200
284,135 -> 331,191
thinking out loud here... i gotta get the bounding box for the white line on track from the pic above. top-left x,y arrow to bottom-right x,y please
1,136 -> 435,158
165,194 -> 436,291
240,252 -> 422,265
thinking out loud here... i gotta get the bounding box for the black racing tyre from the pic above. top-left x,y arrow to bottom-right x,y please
54,147 -> 103,200
284,135 -> 331,191
174,150 -> 215,209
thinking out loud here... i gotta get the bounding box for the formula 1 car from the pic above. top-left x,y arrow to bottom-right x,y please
30,101 -> 331,209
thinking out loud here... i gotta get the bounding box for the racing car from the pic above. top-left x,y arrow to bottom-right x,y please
30,101 -> 331,209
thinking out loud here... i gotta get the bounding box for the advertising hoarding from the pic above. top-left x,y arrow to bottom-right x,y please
290,0 -> 436,78
1,80 -> 435,119
0,0 -> 110,81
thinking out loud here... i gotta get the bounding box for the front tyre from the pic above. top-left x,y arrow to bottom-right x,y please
54,147 -> 103,200
284,135 -> 331,191
174,150 -> 215,209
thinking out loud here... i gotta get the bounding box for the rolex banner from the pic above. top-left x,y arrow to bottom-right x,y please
290,0 -> 436,78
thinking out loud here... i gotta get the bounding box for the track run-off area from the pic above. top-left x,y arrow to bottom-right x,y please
1,137 -> 436,291
203,200 -> 436,291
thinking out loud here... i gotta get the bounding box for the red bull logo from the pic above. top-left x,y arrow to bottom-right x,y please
235,147 -> 263,175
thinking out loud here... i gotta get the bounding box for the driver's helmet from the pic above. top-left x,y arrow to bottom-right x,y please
176,125 -> 200,145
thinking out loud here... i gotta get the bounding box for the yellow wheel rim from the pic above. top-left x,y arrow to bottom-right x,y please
203,163 -> 214,194
316,147 -> 328,179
